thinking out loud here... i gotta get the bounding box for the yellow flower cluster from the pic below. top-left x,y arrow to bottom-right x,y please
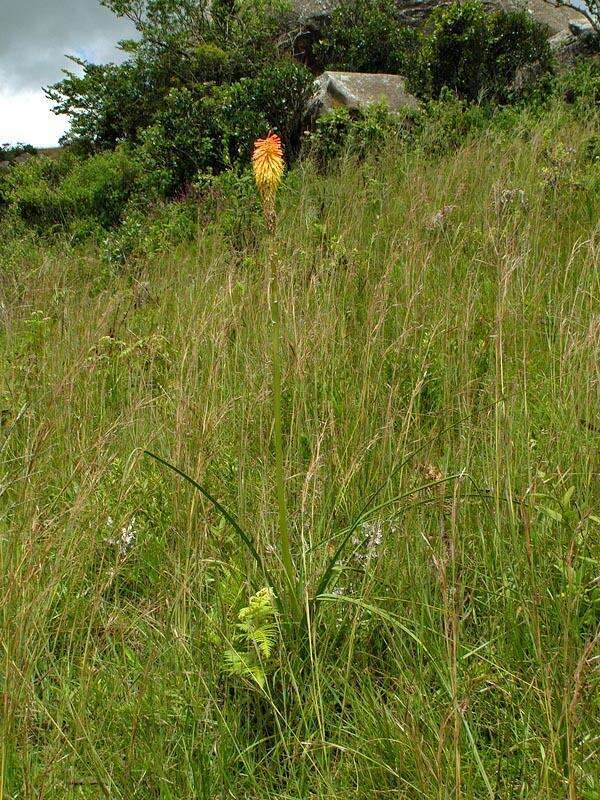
252,132 -> 284,230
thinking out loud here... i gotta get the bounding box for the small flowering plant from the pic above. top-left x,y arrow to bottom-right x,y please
251,130 -> 298,614
252,132 -> 284,232
105,516 -> 137,556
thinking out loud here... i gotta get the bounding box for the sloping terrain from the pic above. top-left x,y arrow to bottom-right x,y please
1,102 -> 599,799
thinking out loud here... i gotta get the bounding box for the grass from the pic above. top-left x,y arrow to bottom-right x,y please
1,102 -> 599,799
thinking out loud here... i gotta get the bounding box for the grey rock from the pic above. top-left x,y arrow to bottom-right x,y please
503,0 -> 587,35
550,20 -> 598,62
568,18 -> 595,36
308,71 -> 419,119
292,0 -> 340,28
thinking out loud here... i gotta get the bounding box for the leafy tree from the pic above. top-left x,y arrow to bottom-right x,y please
313,0 -> 420,74
414,1 -> 553,102
45,56 -> 171,149
136,59 -> 313,197
46,0 -> 292,151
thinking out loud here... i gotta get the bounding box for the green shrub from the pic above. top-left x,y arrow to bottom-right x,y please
415,1 -> 553,102
312,0 -> 551,103
136,60 -> 313,198
4,148 -> 139,230
102,197 -> 199,264
194,170 -> 262,250
307,108 -> 354,163
189,42 -> 232,83
307,103 -> 417,164
224,60 -> 315,160
0,173 -> 9,213
557,56 -> 600,112
484,8 -> 553,101
313,0 -> 420,74
418,89 -> 491,152
135,88 -> 228,199
47,0 -> 287,151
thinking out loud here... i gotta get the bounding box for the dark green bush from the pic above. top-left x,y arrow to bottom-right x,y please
307,108 -> 354,163
417,89 -> 491,153
47,0 -> 285,151
102,196 -> 200,264
224,60 -> 315,160
307,103 -> 418,164
486,9 -> 552,100
4,148 -> 139,230
313,0 -> 420,74
136,60 -> 314,198
414,1 -> 553,102
556,56 -> 600,112
307,92 -> 527,165
135,88 -> 228,199
5,57 -> 313,230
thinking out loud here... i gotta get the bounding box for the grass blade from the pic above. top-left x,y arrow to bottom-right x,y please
145,450 -> 274,588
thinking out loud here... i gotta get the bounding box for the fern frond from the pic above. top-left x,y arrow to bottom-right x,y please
222,587 -> 279,689
248,621 -> 278,660
223,648 -> 266,689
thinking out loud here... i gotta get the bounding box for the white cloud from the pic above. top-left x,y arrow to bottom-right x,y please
0,87 -> 68,147
0,0 -> 135,146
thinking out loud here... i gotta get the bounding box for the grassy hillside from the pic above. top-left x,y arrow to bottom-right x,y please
1,102 -> 599,799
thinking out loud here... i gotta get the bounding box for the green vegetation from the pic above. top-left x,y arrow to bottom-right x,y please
413,0 -> 553,102
0,143 -> 37,162
1,77 -> 599,797
312,0 -> 420,74
0,0 -> 551,216
1,0 -> 599,795
313,0 -> 552,103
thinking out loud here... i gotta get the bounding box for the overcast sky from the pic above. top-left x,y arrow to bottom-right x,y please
0,0 -> 135,146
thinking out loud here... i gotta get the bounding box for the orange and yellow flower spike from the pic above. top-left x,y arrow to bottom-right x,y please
252,132 -> 284,231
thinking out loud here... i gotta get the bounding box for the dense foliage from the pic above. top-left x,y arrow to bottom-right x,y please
0,0 -> 592,242
46,0 -> 314,191
417,1 -> 553,101
2,148 -> 139,233
312,0 -> 420,74
313,0 -> 553,101
46,0 -> 286,149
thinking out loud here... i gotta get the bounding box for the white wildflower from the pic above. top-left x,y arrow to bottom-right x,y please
352,520 -> 384,563
106,516 -> 137,555
426,204 -> 456,230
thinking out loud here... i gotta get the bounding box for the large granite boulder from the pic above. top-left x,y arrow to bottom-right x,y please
308,71 -> 420,119
550,19 -> 598,62
497,0 -> 587,35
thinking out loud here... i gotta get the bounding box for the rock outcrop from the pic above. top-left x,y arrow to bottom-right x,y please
550,18 -> 598,62
288,0 -> 588,37
308,71 -> 419,119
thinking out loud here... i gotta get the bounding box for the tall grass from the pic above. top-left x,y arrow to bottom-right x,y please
1,104 -> 599,799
